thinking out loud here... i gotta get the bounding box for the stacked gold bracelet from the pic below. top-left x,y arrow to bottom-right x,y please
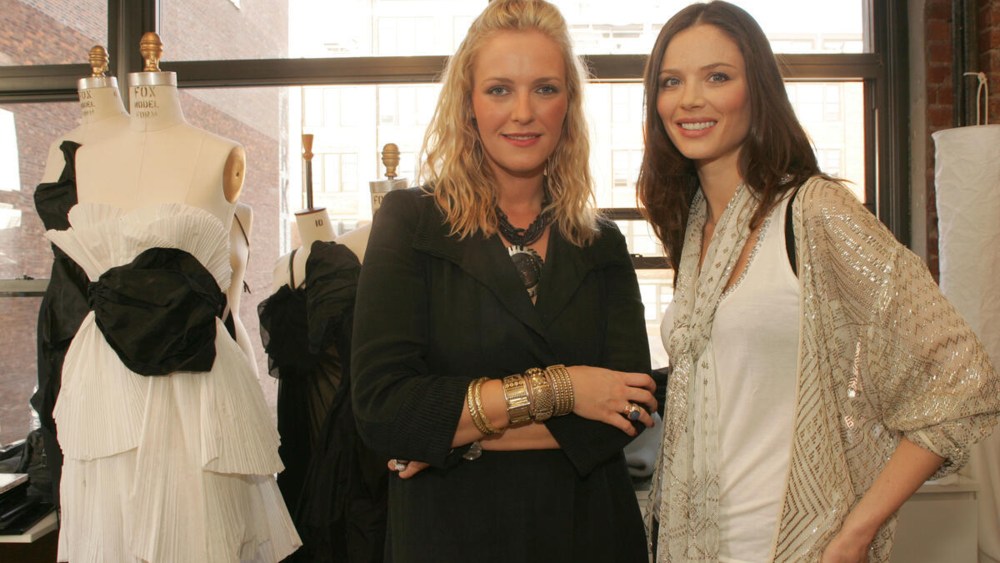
523,367 -> 555,422
496,365 -> 574,426
467,377 -> 502,436
544,364 -> 574,416
502,374 -> 532,426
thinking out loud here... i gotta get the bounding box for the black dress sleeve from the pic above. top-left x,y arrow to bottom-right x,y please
350,189 -> 469,467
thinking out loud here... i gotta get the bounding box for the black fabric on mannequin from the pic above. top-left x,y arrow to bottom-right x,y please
89,247 -> 226,376
258,240 -> 387,563
32,140 -> 88,507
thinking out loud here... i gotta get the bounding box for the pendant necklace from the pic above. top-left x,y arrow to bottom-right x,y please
496,202 -> 552,299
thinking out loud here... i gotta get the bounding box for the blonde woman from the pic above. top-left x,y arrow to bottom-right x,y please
351,1 -> 656,561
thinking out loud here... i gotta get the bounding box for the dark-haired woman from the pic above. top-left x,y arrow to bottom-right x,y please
637,2 -> 1000,562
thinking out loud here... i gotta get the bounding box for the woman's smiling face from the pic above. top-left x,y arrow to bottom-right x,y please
471,29 -> 568,185
656,23 -> 751,172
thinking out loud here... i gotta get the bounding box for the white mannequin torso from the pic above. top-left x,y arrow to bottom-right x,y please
75,72 -> 246,226
40,77 -> 129,184
335,221 -> 371,263
271,207 -> 337,293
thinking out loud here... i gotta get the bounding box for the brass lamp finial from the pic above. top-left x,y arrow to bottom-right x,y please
381,143 -> 400,179
88,45 -> 109,77
139,32 -> 164,72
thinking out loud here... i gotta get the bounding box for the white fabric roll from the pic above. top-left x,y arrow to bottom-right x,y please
932,123 -> 1000,562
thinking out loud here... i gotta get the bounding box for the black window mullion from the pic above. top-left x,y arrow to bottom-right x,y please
872,0 -> 910,245
108,0 -> 159,107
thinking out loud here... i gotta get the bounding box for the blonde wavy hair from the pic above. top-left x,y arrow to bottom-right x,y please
418,0 -> 599,246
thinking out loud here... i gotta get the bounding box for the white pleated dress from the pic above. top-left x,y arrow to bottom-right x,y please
47,202 -> 301,563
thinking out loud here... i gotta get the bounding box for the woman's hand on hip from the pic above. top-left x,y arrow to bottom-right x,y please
820,529 -> 871,563
567,366 -> 657,435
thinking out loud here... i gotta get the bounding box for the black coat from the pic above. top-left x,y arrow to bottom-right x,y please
351,187 -> 651,563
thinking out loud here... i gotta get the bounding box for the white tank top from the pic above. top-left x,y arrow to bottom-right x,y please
713,194 -> 800,562
659,194 -> 801,563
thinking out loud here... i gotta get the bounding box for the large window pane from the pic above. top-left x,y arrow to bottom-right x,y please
787,82 -> 866,201
159,0 -> 289,60
0,296 -> 41,446
1,1 -> 108,65
636,269 -> 673,368
159,0 -> 864,61
0,102 -> 80,281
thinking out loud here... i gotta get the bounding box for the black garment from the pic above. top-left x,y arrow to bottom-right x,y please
89,247 -> 226,375
32,140 -> 89,506
258,240 -> 387,563
351,188 -> 652,563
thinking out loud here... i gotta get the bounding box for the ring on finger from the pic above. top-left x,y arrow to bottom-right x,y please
624,402 -> 642,422
393,459 -> 410,471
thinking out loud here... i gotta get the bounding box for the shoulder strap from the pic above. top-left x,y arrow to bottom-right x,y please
233,213 -> 252,294
234,213 -> 250,245
288,247 -> 299,289
785,188 -> 800,276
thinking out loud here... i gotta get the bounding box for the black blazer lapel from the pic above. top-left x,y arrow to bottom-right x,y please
411,202 -> 547,337
535,227 -> 595,326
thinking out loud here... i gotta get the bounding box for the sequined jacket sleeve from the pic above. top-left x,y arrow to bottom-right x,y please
773,177 -> 1000,561
797,177 -> 1000,477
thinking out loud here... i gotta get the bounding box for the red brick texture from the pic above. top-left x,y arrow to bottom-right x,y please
925,0 -> 1000,281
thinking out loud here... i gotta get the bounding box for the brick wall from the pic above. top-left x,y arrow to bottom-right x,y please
980,0 -> 1000,118
924,0 -> 1000,280
0,2 -> 104,445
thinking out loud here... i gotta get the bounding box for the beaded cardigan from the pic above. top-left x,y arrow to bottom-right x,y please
650,176 -> 1000,562
778,176 -> 999,560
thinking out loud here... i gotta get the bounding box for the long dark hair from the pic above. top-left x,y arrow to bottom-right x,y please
636,1 -> 824,270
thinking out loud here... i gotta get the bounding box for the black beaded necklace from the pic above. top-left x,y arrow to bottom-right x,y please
495,205 -> 551,246
496,202 -> 552,299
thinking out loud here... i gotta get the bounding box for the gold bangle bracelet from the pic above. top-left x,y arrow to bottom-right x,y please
524,367 -> 554,422
502,374 -> 532,426
468,377 -> 503,436
544,364 -> 575,416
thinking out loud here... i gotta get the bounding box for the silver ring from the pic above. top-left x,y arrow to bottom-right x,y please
625,402 -> 642,422
393,459 -> 410,471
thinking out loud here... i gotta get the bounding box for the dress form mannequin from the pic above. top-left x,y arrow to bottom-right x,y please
32,45 -> 130,511
331,142 -> 408,264
271,206 -> 336,292
40,45 -> 129,183
259,145 -> 392,559
75,32 -> 250,356
48,33 -> 299,563
333,220 -> 371,262
271,134 -> 337,291
75,33 -> 245,224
